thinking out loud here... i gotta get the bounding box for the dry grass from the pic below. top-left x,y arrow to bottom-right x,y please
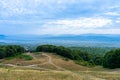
48,54 -> 88,71
82,71 -> 120,80
38,63 -> 58,70
0,68 -> 120,80
0,68 -> 82,80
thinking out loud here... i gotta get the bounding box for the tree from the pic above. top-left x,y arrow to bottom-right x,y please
36,45 -> 56,52
0,45 -> 25,59
103,49 -> 120,69
0,48 -> 6,59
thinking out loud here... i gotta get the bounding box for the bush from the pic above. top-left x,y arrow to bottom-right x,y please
75,60 -> 95,67
103,49 -> 120,69
0,48 -> 6,59
36,45 -> 56,52
54,46 -> 74,59
0,45 -> 25,59
91,54 -> 103,65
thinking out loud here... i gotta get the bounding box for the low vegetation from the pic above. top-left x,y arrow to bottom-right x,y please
103,48 -> 120,69
17,54 -> 33,60
5,54 -> 33,60
0,45 -> 25,59
69,47 -> 115,54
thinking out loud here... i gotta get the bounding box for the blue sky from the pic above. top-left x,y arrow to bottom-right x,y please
0,0 -> 120,35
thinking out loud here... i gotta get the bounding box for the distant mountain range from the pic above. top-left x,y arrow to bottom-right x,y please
0,34 -> 120,47
43,34 -> 120,42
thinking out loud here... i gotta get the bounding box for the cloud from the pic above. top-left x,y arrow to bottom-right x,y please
0,0 -> 120,35
31,28 -> 120,35
0,0 -> 119,18
0,0 -> 75,18
0,16 -> 113,35
26,17 -> 112,35
105,12 -> 120,16
0,20 -> 46,24
46,17 -> 112,29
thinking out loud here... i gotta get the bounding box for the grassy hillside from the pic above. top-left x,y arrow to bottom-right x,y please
0,52 -> 120,80
1,52 -> 88,71
0,68 -> 82,80
0,67 -> 120,80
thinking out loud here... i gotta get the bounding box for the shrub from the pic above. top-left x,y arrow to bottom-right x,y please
75,60 -> 95,67
0,45 -> 25,59
0,48 -> 6,59
103,49 -> 120,69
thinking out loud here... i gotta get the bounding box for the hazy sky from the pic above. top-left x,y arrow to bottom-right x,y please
0,0 -> 120,35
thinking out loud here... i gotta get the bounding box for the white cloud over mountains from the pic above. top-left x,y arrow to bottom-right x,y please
34,17 -> 113,35
47,17 -> 112,28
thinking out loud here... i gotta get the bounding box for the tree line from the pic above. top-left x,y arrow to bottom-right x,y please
0,45 -> 25,59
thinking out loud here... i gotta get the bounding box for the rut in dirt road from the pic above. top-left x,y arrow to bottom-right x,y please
41,53 -> 65,70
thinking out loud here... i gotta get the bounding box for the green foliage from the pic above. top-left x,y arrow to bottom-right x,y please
33,52 -> 42,55
0,45 -> 25,59
0,48 -> 6,59
36,45 -> 56,52
54,46 -> 74,59
5,54 -> 33,60
18,54 -> 33,60
90,54 -> 103,65
36,45 -> 75,59
70,47 -> 105,65
69,47 -> 115,54
5,57 -> 15,60
74,60 -> 95,67
72,50 -> 91,61
103,48 -> 120,69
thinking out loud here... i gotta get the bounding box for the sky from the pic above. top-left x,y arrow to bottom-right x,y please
0,0 -> 120,35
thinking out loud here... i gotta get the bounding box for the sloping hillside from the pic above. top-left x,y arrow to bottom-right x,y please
1,52 -> 88,71
0,52 -> 120,80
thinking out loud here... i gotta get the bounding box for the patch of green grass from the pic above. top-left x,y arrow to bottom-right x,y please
5,54 -> 33,60
18,54 -> 33,60
33,52 -> 42,55
0,60 -> 2,63
5,56 -> 16,60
